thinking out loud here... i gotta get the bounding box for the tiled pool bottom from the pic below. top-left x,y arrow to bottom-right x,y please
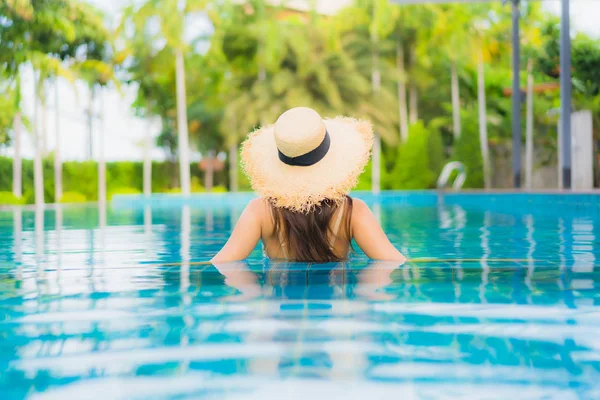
1,192 -> 600,399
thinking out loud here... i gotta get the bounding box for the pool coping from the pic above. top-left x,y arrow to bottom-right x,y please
2,189 -> 600,212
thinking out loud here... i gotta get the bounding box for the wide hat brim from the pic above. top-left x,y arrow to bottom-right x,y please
241,117 -> 374,213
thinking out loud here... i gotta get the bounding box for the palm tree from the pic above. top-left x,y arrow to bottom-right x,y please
337,0 -> 400,193
175,47 -> 191,196
25,6 -> 78,207
2,0 -> 111,205
429,4 -> 475,140
117,8 -> 162,197
525,58 -> 534,189
396,37 -> 408,143
215,0 -> 306,189
76,62 -> 117,205
400,5 -> 438,128
215,1 -> 396,195
121,0 -> 208,197
67,3 -> 112,203
12,75 -> 23,199
470,12 -> 498,190
53,78 -> 61,202
57,3 -> 116,208
32,70 -> 43,209
520,4 -> 543,189
408,45 -> 418,124
392,4 -> 436,142
31,61 -> 73,208
368,0 -> 399,194
476,46 -> 491,189
0,2 -> 35,201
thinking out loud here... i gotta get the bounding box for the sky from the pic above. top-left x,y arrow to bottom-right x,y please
9,0 -> 600,162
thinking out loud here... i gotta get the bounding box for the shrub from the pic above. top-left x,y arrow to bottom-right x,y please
0,157 -> 214,204
428,124 -> 445,181
211,185 -> 228,193
108,187 -> 141,200
63,161 -> 97,201
191,176 -> 205,193
60,191 -> 87,203
453,111 -> 484,188
0,191 -> 25,205
355,159 -> 373,191
386,121 -> 446,189
23,188 -> 35,204
237,157 -> 253,191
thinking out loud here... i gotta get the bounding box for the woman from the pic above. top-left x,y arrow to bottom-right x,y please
212,107 -> 406,263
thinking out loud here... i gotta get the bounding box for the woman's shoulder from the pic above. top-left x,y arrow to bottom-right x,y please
350,197 -> 370,215
248,197 -> 271,208
245,197 -> 272,224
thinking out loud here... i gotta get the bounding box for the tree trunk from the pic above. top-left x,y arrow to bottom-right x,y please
12,111 -> 22,198
41,80 -> 47,157
258,65 -> 267,126
87,87 -> 94,160
175,49 -> 191,197
98,88 -> 106,207
525,58 -> 534,190
54,80 -> 62,202
409,84 -> 418,124
33,72 -> 44,208
451,60 -> 462,140
371,40 -> 381,195
372,134 -> 381,193
397,40 -> 409,143
409,46 -> 418,124
477,50 -> 491,189
204,149 -> 215,191
229,143 -> 238,192
144,105 -> 152,197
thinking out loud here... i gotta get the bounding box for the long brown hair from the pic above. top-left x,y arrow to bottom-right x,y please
271,196 -> 353,262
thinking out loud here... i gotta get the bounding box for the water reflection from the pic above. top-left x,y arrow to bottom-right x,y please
13,208 -> 22,281
180,205 -> 191,296
144,205 -> 152,260
98,202 -> 106,271
35,205 -> 44,270
2,199 -> 600,398
4,258 -> 599,397
55,205 -> 63,272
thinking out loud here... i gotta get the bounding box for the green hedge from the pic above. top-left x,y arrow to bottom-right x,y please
61,191 -> 87,203
384,121 -> 445,190
453,113 -> 485,189
0,157 -> 231,204
0,191 -> 25,205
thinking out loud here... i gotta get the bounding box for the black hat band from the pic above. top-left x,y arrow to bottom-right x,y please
277,131 -> 331,167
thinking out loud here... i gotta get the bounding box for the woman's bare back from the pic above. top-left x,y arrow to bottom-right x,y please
261,198 -> 351,260
212,198 -> 405,263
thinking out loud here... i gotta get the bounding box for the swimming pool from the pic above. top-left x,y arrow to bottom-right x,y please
1,192 -> 599,399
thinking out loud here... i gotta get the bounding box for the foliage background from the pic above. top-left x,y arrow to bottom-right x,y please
1,0 -> 600,204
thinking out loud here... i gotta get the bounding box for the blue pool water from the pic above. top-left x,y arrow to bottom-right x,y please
1,192 -> 600,399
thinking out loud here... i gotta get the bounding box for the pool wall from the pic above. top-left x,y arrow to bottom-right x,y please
111,191 -> 600,217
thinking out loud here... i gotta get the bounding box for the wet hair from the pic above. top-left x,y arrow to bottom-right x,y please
270,196 -> 353,262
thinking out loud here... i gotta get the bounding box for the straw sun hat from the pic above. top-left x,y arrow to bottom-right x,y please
241,107 -> 374,213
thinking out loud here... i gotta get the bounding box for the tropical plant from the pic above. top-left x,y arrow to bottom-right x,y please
0,0 -> 113,206
384,121 -> 444,189
120,0 -> 210,197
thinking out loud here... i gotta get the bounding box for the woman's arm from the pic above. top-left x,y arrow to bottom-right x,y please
211,198 -> 265,263
212,261 -> 262,301
355,260 -> 405,300
351,198 -> 407,262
